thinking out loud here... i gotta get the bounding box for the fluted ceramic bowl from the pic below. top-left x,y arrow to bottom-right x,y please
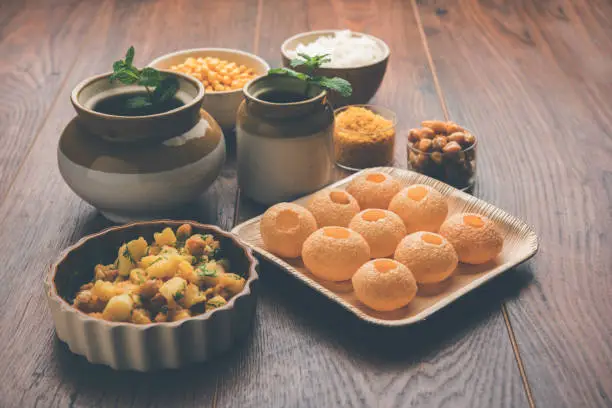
45,220 -> 259,371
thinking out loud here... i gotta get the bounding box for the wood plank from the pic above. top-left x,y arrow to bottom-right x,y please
416,0 -> 612,406
0,0 -> 102,203
0,0 -> 258,406
216,0 -> 529,407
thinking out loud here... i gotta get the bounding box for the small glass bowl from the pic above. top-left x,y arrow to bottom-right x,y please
407,132 -> 477,191
334,105 -> 397,171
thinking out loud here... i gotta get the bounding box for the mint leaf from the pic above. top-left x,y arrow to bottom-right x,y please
268,67 -> 308,81
152,76 -> 179,103
270,54 -> 352,97
313,76 -> 352,97
109,47 -> 179,110
125,46 -> 135,66
110,66 -> 140,84
139,67 -> 162,87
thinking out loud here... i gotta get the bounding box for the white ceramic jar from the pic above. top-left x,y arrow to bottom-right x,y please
236,76 -> 334,204
58,71 -> 226,222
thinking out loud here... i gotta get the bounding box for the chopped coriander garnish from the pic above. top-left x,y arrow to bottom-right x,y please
173,292 -> 184,301
149,257 -> 163,266
123,246 -> 135,264
198,264 -> 218,278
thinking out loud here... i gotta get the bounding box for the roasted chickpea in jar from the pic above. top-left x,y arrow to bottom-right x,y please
406,120 -> 477,190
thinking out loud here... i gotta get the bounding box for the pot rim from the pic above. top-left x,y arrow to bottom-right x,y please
244,75 -> 327,107
71,70 -> 205,120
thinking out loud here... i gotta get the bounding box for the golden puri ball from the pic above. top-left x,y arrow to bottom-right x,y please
388,184 -> 448,233
394,232 -> 458,283
260,203 -> 317,258
439,213 -> 504,264
348,209 -> 406,258
307,189 -> 360,227
302,227 -> 371,281
352,259 -> 417,312
346,171 -> 401,209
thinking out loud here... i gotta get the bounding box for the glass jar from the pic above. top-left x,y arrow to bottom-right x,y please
236,75 -> 334,204
334,105 -> 396,171
407,133 -> 477,191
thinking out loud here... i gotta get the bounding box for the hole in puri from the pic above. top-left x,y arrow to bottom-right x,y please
329,191 -> 350,205
365,173 -> 386,183
362,209 -> 386,222
463,214 -> 485,228
421,233 -> 443,245
374,259 -> 397,273
324,227 -> 351,239
276,210 -> 299,231
407,185 -> 428,201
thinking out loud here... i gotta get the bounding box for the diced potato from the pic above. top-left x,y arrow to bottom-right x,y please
127,237 -> 148,261
159,245 -> 179,256
154,312 -> 168,323
116,238 -> 148,277
91,280 -> 120,302
206,295 -> 227,312
154,228 -> 177,247
218,273 -> 246,295
159,277 -> 187,306
176,224 -> 192,241
146,257 -> 180,279
115,280 -> 139,295
182,283 -> 207,308
117,244 -> 133,277
102,294 -> 134,322
131,308 -> 152,324
138,255 -> 163,269
177,261 -> 198,284
129,268 -> 147,284
197,261 -> 223,287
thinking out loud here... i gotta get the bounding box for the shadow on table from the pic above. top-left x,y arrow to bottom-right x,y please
51,254 -> 533,403
245,255 -> 534,364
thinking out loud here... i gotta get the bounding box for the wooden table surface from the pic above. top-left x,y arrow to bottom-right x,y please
1,0 -> 610,407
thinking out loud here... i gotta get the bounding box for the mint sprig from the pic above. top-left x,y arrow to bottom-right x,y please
269,53 -> 352,97
110,46 -> 179,110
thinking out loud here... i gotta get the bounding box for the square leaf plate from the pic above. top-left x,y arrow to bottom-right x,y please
232,167 -> 539,327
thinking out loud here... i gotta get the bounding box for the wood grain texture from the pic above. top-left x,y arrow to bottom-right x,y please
0,0 -> 256,406
217,0 -> 529,407
0,0 -> 102,203
416,0 -> 612,406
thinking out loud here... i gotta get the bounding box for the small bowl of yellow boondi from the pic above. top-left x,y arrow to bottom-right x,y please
302,227 -> 370,282
439,213 -> 504,264
349,209 -> 406,258
334,105 -> 396,171
260,203 -> 317,258
394,232 -> 458,284
388,184 -> 448,233
346,171 -> 401,209
352,259 -> 417,312
307,189 -> 360,227
149,48 -> 270,129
